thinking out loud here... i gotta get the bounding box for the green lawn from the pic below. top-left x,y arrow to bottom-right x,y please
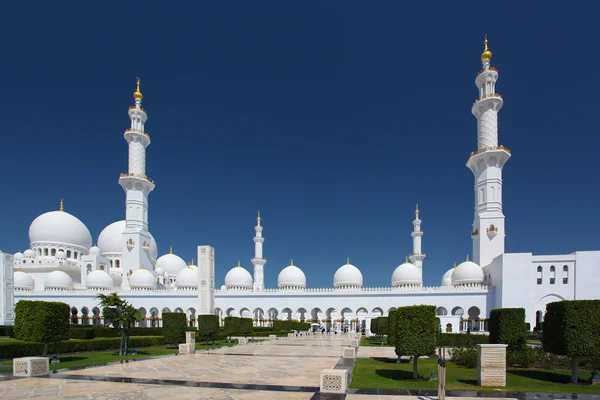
351,357 -> 600,394
0,336 -> 18,342
360,336 -> 391,347
195,339 -> 237,350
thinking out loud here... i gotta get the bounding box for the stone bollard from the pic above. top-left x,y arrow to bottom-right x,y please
185,331 -> 196,347
350,339 -> 359,347
13,357 -> 49,377
238,337 -> 248,344
269,334 -> 277,340
179,343 -> 194,354
288,333 -> 294,338
343,347 -> 356,359
320,368 -> 348,394
477,344 -> 508,387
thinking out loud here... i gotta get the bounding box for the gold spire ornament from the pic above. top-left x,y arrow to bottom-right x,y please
59,198 -> 64,212
257,210 -> 261,223
346,257 -> 350,264
466,254 -> 470,262
405,256 -> 409,263
170,245 -> 173,254
415,203 -> 419,215
290,259 -> 294,266
133,77 -> 143,101
237,260 -> 242,268
481,34 -> 492,63
454,262 -> 457,269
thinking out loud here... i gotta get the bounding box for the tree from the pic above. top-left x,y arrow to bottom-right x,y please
162,312 -> 187,345
14,300 -> 70,356
387,310 -> 398,346
543,300 -> 600,383
224,316 -> 240,341
197,315 -> 219,345
488,308 -> 527,350
394,305 -> 437,379
240,318 -> 254,338
95,293 -> 141,355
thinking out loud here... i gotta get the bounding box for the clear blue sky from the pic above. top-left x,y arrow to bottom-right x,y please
1,2 -> 598,288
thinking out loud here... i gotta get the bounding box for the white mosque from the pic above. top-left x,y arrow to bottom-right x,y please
1,38 -> 599,334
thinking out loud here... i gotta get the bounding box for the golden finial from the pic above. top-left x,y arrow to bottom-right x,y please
257,210 -> 261,223
481,34 -> 492,63
415,203 -> 419,216
466,254 -> 470,262
57,264 -> 61,271
59,198 -> 64,212
237,260 -> 241,268
191,258 -> 194,265
290,259 -> 294,266
405,256 -> 409,263
141,264 -> 145,270
454,261 -> 457,269
170,245 -> 173,254
346,257 -> 350,264
133,77 -> 143,101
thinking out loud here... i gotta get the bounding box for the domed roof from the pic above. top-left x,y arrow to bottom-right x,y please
129,268 -> 157,290
56,250 -> 66,259
14,270 -> 34,290
29,210 -> 92,250
155,267 -> 164,274
452,257 -> 484,285
45,269 -> 74,289
220,285 -> 227,291
175,267 -> 198,289
97,220 -> 157,263
14,251 -> 23,260
86,269 -> 114,289
155,252 -> 187,276
278,261 -> 307,288
23,249 -> 35,257
89,246 -> 101,255
224,262 -> 253,289
442,267 -> 454,286
392,260 -> 422,286
334,260 -> 363,288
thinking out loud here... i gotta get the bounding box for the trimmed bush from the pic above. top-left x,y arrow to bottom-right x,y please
14,300 -> 70,355
224,316 -> 241,340
0,325 -> 15,338
488,308 -> 527,350
394,305 -> 437,379
240,318 -> 254,337
162,312 -> 187,344
451,346 -> 477,368
543,300 -> 600,383
438,333 -> 488,347
197,315 -> 219,344
387,310 -> 397,346
69,328 -> 95,340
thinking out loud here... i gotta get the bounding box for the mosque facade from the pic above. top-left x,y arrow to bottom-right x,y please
1,39 -> 599,333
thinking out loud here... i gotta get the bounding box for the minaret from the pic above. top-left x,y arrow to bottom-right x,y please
408,204 -> 425,268
118,78 -> 155,272
467,36 -> 511,267
251,211 -> 267,291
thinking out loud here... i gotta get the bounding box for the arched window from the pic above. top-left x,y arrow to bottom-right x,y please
67,250 -> 72,258
51,248 -> 56,256
436,307 -> 448,316
38,248 -> 42,256
537,266 -> 542,285
116,259 -> 120,269
563,265 -> 569,284
445,323 -> 453,333
44,248 -> 49,256
74,251 -> 78,259
550,266 -> 556,284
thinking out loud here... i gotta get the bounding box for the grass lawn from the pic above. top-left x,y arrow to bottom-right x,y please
0,336 -> 18,342
360,336 -> 391,347
194,339 -> 237,350
351,357 -> 600,394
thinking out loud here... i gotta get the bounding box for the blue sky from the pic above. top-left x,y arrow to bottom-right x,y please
1,2 -> 598,288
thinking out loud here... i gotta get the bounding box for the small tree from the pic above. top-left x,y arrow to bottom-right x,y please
543,300 -> 600,383
224,316 -> 240,341
14,300 -> 70,356
489,308 -> 527,350
95,293 -> 141,355
197,315 -> 219,346
370,317 -> 378,336
240,318 -> 254,338
394,305 -> 437,379
387,310 -> 398,346
378,316 -> 388,344
163,312 -> 187,345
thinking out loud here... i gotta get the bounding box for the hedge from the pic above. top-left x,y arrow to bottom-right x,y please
0,336 -> 165,359
0,326 -> 14,337
197,315 -> 219,343
489,308 -> 527,350
387,310 -> 397,346
438,333 -> 488,347
394,305 -> 437,379
14,300 -> 70,354
224,317 -> 241,339
163,313 -> 187,344
240,318 -> 254,337
271,320 -> 310,331
68,327 -> 164,340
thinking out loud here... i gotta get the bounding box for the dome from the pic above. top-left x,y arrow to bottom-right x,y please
442,267 -> 454,286
56,250 -> 66,258
14,270 -> 35,290
452,258 -> 484,285
278,262 -> 306,288
23,249 -> 35,257
29,211 -> 92,250
89,246 -> 101,255
45,269 -> 74,289
392,261 -> 422,286
175,267 -> 198,289
155,267 -> 164,274
14,251 -> 23,260
224,262 -> 253,289
220,285 -> 227,291
155,253 -> 187,277
129,268 -> 157,290
334,260 -> 363,288
97,220 -> 157,263
86,269 -> 114,289
481,36 -> 492,63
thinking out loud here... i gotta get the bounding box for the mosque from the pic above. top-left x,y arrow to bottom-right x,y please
1,38 -> 599,334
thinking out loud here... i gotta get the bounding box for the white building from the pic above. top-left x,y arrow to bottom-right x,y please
2,39 -> 599,333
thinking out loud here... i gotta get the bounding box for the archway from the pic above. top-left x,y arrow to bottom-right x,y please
436,307 -> 448,316
92,307 -> 101,325
187,308 -> 196,327
81,307 -> 89,325
138,307 -> 147,327
296,307 -> 307,322
281,308 -> 293,321
371,307 -> 383,317
226,307 -> 236,317
70,307 -> 78,325
468,306 -> 481,331
215,308 -> 223,326
240,308 -> 252,319
267,308 -> 278,327
253,308 -> 265,327
446,323 -> 453,333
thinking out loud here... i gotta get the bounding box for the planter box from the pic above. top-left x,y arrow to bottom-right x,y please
269,335 -> 277,340
12,357 -> 49,377
343,347 -> 356,359
178,343 -> 194,354
320,368 -> 348,394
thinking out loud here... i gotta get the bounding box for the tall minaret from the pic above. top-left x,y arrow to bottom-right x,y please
118,78 -> 156,273
408,204 -> 425,268
251,211 -> 266,291
467,36 -> 511,267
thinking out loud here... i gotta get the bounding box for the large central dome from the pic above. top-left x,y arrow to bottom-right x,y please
29,211 -> 92,250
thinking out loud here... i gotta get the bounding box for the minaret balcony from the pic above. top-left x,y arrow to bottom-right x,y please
466,145 -> 511,163
476,66 -> 498,78
124,129 -> 150,138
119,173 -> 155,185
473,93 -> 503,105
128,105 -> 147,114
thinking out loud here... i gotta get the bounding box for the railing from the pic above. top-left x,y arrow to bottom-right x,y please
473,93 -> 503,106
124,129 -> 150,138
476,66 -> 498,78
119,173 -> 155,184
128,106 -> 147,114
467,145 -> 511,161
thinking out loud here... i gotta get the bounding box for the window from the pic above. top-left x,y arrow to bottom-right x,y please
537,266 -> 542,284
563,265 -> 569,284
51,248 -> 56,256
67,250 -> 72,258
550,265 -> 555,284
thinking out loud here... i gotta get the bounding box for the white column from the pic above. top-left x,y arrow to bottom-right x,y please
0,253 -> 15,325
197,246 -> 215,315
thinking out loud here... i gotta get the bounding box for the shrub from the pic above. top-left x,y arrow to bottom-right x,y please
197,315 -> 219,344
0,325 -> 15,338
438,333 -> 488,347
224,317 -> 241,340
543,300 -> 600,383
451,346 -> 477,368
272,320 -> 282,331
507,347 -> 536,368
488,308 -> 527,350
394,305 -> 437,379
387,310 -> 397,346
69,328 -> 95,340
162,313 -> 187,344
14,300 -> 70,355
240,318 -> 254,337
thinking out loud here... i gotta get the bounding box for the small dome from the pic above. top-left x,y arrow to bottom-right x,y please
45,269 -> 74,289
155,253 -> 187,277
278,263 -> 306,288
89,246 -> 101,255
220,285 -> 227,291
155,267 -> 164,274
23,249 -> 35,257
481,36 -> 492,63
14,271 -> 35,290
129,268 -> 157,290
224,262 -> 253,289
175,267 -> 198,289
97,220 -> 158,264
452,259 -> 484,285
56,250 -> 66,259
334,261 -> 363,288
29,210 -> 92,250
392,261 -> 422,286
14,251 -> 23,260
442,267 -> 454,286
86,269 -> 114,289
